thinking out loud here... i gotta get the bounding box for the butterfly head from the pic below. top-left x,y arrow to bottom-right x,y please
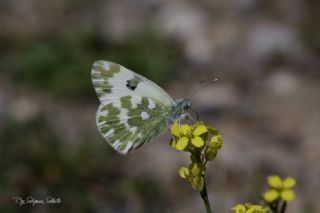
173,98 -> 192,116
179,98 -> 192,111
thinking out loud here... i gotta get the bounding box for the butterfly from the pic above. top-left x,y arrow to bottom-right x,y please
91,60 -> 191,154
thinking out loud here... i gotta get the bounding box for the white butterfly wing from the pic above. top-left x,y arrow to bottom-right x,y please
91,60 -> 175,154
91,60 -> 175,106
95,97 -> 172,154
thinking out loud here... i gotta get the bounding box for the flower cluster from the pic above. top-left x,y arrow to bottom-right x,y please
232,203 -> 269,213
263,176 -> 296,203
233,175 -> 296,213
170,121 -> 222,191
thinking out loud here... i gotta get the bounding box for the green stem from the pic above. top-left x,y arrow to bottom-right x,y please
268,200 -> 279,213
200,176 -> 212,213
279,201 -> 287,213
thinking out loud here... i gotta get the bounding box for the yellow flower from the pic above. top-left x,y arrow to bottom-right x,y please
170,123 -> 192,138
263,176 -> 296,203
232,203 -> 268,213
169,121 -> 222,193
175,137 -> 189,151
170,123 -> 190,151
170,122 -> 209,151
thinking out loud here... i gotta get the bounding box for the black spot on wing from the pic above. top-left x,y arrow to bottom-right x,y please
126,82 -> 136,90
126,78 -> 140,91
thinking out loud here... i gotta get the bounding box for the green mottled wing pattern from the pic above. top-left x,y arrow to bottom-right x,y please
96,96 -> 172,154
91,60 -> 175,154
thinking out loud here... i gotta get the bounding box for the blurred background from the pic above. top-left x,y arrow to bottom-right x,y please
0,0 -> 319,212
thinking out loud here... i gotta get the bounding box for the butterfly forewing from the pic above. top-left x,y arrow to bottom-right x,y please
92,61 -> 175,154
92,61 -> 174,106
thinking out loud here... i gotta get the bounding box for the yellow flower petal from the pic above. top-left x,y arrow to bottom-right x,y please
191,136 -> 205,148
170,123 -> 180,138
231,204 -> 246,213
283,177 -> 296,188
175,137 -> 189,151
281,189 -> 295,201
268,175 -> 283,189
192,124 -> 208,136
263,189 -> 280,203
178,167 -> 189,179
181,124 -> 192,136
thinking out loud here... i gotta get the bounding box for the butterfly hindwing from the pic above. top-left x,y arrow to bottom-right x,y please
96,95 -> 172,154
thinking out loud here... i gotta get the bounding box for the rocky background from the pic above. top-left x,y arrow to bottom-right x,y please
0,0 -> 319,212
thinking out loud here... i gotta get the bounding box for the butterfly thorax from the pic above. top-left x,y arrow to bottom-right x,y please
171,98 -> 192,120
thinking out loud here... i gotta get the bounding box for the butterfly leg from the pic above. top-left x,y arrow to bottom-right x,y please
182,113 -> 196,123
178,118 -> 181,133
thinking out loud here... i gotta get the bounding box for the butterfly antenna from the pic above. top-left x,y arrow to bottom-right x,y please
189,80 -> 206,96
189,77 -> 219,97
183,113 -> 196,123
